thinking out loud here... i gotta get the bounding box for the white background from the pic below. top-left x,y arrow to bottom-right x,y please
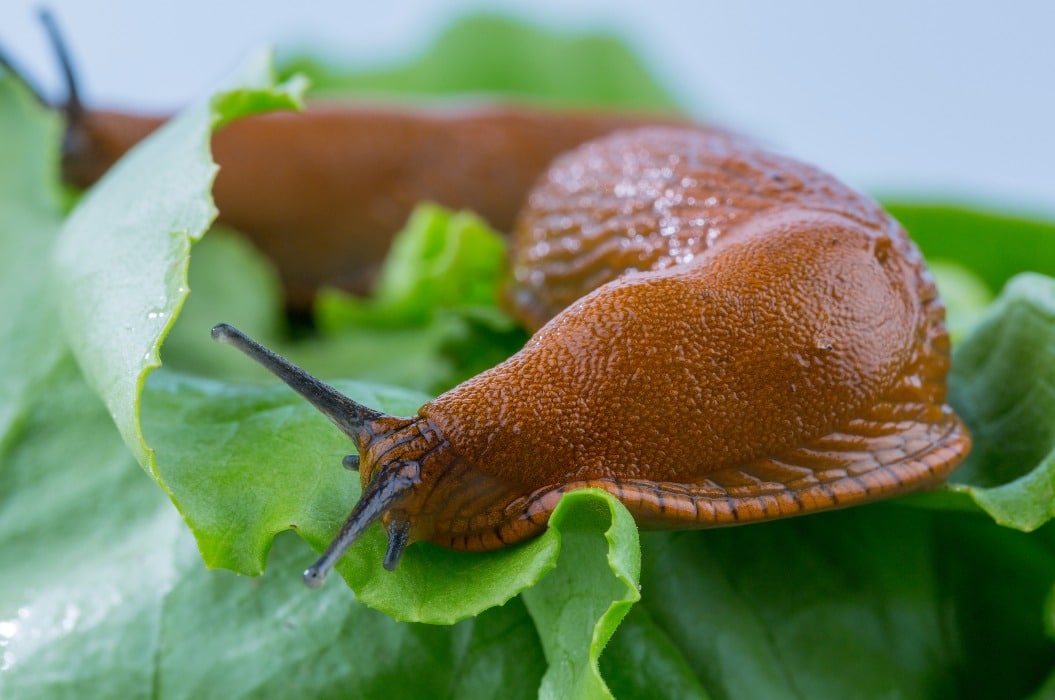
2,0 -> 1052,216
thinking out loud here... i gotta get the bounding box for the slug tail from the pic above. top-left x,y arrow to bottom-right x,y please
303,473 -> 415,587
210,323 -> 389,446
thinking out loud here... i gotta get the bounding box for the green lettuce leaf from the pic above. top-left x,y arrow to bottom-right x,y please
0,361 -> 548,698
627,511 -> 1055,699
0,68 -> 550,699
883,203 -> 1055,532
521,489 -> 641,699
0,76 -> 64,450
944,273 -> 1055,530
316,204 -> 510,327
37,50 -> 562,625
51,52 -> 305,472
314,203 -> 527,393
927,260 -> 994,344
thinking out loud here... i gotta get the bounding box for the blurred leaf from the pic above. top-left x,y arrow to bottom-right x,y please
164,211 -> 526,394
316,203 -> 527,393
316,204 -> 511,328
157,228 -> 287,382
278,13 -> 683,112
888,202 -> 1055,292
941,273 -> 1055,530
629,508 -> 1055,699
0,357 -> 187,699
600,606 -> 713,700
928,260 -> 994,344
932,517 -> 1055,700
158,223 -> 471,389
0,77 -> 65,450
153,534 -> 548,700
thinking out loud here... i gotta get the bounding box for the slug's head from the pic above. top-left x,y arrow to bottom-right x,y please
211,323 -> 435,587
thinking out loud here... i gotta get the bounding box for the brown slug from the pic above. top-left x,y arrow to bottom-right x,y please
212,125 -> 971,587
1,11 -> 685,311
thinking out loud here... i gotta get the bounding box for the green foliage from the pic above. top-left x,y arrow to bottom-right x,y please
888,203 -> 1055,533
888,203 -> 1055,291
946,274 -> 1055,529
3,16 -> 1055,700
314,204 -> 527,393
277,13 -> 683,112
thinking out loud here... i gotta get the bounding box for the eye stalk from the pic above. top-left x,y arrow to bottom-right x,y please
212,323 -> 418,585
211,323 -> 388,443
300,465 -> 414,587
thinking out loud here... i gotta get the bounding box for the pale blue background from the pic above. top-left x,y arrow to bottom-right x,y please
2,0 -> 1052,215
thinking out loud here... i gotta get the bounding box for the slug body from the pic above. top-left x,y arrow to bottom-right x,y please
214,127 -> 970,584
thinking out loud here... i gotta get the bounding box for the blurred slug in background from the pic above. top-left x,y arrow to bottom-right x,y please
4,10 -> 685,312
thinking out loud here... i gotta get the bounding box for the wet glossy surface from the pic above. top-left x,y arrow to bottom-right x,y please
415,127 -> 971,548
